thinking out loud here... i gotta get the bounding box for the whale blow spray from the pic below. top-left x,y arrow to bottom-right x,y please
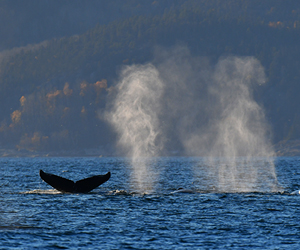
106,64 -> 164,192
205,57 -> 278,192
106,47 -> 279,193
155,50 -> 278,192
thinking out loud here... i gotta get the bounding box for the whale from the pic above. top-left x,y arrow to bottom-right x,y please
39,170 -> 111,193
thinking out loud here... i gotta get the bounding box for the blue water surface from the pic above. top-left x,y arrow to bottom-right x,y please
0,157 -> 300,249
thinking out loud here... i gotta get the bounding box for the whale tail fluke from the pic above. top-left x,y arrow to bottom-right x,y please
74,172 -> 111,193
39,170 -> 110,193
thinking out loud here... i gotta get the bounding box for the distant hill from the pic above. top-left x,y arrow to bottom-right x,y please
0,0 -> 179,51
1,0 -> 300,155
1,0 -> 299,51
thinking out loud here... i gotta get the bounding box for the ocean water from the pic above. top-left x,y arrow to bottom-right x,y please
1,157 -> 300,249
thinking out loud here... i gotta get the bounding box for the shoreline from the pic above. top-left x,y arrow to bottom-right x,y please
1,142 -> 300,158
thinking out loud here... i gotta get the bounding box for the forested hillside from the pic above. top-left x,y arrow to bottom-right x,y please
1,0 -> 300,156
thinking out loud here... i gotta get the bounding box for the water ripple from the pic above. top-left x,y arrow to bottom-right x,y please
1,157 -> 300,249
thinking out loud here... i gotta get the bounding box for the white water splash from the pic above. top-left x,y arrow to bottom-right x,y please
21,189 -> 61,194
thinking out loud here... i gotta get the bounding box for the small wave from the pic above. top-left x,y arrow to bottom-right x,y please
170,188 -> 197,194
291,190 -> 300,195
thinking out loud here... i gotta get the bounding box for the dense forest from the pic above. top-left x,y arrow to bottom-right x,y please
1,0 -> 300,156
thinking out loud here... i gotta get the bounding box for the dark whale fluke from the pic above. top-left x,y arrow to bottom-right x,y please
39,170 -> 111,193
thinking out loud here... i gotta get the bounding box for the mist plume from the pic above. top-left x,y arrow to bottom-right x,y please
106,64 -> 164,192
204,57 -> 277,192
106,46 -> 279,193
